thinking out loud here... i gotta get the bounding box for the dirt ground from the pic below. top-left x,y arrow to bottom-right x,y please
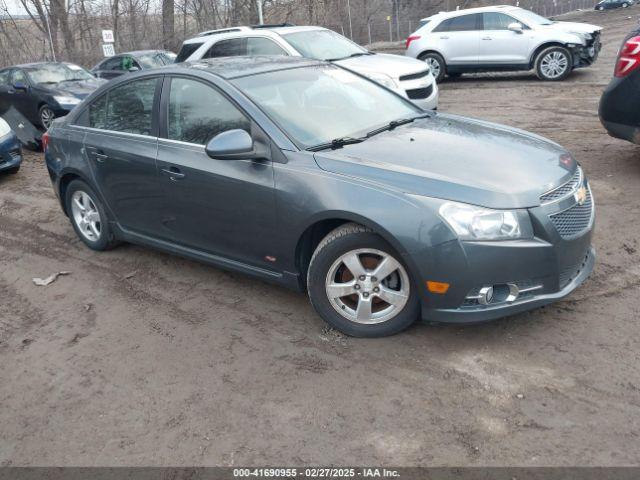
2,6 -> 640,468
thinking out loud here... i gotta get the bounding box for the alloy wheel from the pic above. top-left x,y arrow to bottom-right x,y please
40,107 -> 54,130
325,248 -> 410,325
425,57 -> 441,79
540,51 -> 569,79
71,190 -> 102,242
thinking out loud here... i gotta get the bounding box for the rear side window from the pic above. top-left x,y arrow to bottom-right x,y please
434,14 -> 481,32
175,42 -> 204,62
167,78 -> 250,145
89,77 -> 157,135
246,37 -> 287,55
204,38 -> 246,58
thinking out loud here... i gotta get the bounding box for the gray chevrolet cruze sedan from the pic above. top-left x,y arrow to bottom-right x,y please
44,56 -> 595,337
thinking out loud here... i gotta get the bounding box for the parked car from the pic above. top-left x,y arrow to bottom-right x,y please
176,24 -> 438,110
599,27 -> 640,143
91,50 -> 176,80
595,0 -> 633,10
405,6 -> 602,82
0,62 -> 105,130
44,57 -> 595,337
0,117 -> 21,174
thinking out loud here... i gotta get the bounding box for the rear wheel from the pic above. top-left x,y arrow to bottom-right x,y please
596,5 -> 604,10
420,52 -> 446,83
6,166 -> 19,174
535,46 -> 572,81
39,105 -> 55,130
307,223 -> 419,337
65,179 -> 119,251
623,2 -> 629,7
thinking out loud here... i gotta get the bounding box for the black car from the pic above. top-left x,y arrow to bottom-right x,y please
599,28 -> 640,143
0,62 -> 104,130
91,50 -> 176,80
595,0 -> 633,10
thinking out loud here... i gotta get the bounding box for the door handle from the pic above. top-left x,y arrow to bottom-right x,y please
439,36 -> 449,39
161,166 -> 185,181
95,152 -> 108,163
482,36 -> 492,40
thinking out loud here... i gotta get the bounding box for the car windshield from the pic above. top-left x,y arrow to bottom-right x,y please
513,8 -> 554,26
137,52 -> 176,68
282,29 -> 369,61
232,65 -> 421,148
25,63 -> 93,84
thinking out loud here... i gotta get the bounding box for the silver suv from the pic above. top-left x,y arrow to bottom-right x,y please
176,25 -> 438,110
405,6 -> 601,82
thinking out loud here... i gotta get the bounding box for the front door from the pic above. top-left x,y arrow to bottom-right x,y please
82,76 -> 162,236
155,77 -> 277,270
434,13 -> 482,65
479,13 -> 531,65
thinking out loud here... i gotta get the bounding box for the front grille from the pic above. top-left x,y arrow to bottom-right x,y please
399,69 -> 430,81
540,167 -> 582,204
559,249 -> 592,289
549,187 -> 593,239
406,84 -> 433,100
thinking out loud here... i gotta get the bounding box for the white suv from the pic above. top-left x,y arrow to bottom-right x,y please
176,25 -> 438,110
405,6 -> 601,82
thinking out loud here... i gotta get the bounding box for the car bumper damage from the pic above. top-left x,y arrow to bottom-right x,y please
572,32 -> 602,68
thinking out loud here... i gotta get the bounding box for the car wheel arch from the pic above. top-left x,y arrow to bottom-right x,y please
294,213 -> 410,290
58,170 -> 103,217
529,42 -> 574,68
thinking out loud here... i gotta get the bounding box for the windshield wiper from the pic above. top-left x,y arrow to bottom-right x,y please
326,52 -> 372,61
365,113 -> 432,138
307,136 -> 366,152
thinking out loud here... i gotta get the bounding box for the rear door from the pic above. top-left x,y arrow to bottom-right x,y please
432,13 -> 482,65
479,12 -> 531,65
81,76 -> 163,236
155,76 -> 278,269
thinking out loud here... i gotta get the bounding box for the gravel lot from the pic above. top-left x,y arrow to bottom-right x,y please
2,6 -> 640,467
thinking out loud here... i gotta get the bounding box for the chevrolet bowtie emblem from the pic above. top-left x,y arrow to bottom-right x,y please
574,186 -> 588,206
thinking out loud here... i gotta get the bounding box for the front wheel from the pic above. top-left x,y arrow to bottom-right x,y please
535,46 -> 572,81
6,166 -> 20,174
420,52 -> 446,83
39,105 -> 55,130
622,2 -> 629,7
307,223 -> 419,337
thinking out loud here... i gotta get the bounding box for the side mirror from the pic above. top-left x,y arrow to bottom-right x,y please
205,129 -> 258,160
508,22 -> 523,34
128,66 -> 140,72
12,82 -> 28,91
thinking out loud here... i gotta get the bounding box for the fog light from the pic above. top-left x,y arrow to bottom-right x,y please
478,286 -> 494,305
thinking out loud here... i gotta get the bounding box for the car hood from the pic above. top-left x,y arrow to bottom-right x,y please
543,21 -> 602,35
313,113 -> 577,210
43,78 -> 106,99
334,53 -> 429,80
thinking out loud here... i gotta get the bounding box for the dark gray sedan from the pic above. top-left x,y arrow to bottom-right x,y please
44,57 -> 595,337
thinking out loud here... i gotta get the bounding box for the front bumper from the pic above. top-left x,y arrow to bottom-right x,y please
572,36 -> 602,68
396,75 -> 439,110
0,132 -> 22,171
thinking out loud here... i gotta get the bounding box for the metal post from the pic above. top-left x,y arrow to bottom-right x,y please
367,22 -> 371,45
346,0 -> 353,39
389,18 -> 392,42
256,0 -> 263,25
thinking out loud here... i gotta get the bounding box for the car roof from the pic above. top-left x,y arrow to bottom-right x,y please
421,4 -> 520,22
174,55 -> 324,79
182,24 -> 326,44
119,49 -> 172,57
8,61 -> 80,69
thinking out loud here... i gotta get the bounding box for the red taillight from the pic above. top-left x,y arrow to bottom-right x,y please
615,35 -> 640,77
406,35 -> 421,49
41,131 -> 50,152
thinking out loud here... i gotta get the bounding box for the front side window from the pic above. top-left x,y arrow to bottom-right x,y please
246,37 -> 287,56
167,78 -> 250,145
90,77 -> 157,135
282,29 -> 367,61
232,65 -> 420,148
205,38 -> 246,58
483,13 -> 522,30
11,69 -> 28,85
101,57 -> 124,71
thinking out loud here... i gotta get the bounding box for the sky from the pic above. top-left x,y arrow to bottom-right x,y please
0,0 -> 29,16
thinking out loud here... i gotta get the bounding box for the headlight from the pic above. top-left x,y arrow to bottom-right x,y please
439,201 -> 529,241
54,95 -> 81,106
363,72 -> 398,90
0,118 -> 11,137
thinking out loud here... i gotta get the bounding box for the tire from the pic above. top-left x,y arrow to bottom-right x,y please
535,46 -> 573,81
6,166 -> 20,174
307,223 -> 420,337
597,5 -> 604,10
622,2 -> 629,7
420,52 -> 446,83
65,179 -> 119,251
39,104 -> 55,130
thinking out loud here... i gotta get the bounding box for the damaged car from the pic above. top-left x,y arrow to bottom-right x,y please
0,62 -> 105,130
44,57 -> 595,337
0,117 -> 21,174
405,6 -> 602,81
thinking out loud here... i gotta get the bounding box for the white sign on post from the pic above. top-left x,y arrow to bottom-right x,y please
102,29 -> 114,43
102,44 -> 115,57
